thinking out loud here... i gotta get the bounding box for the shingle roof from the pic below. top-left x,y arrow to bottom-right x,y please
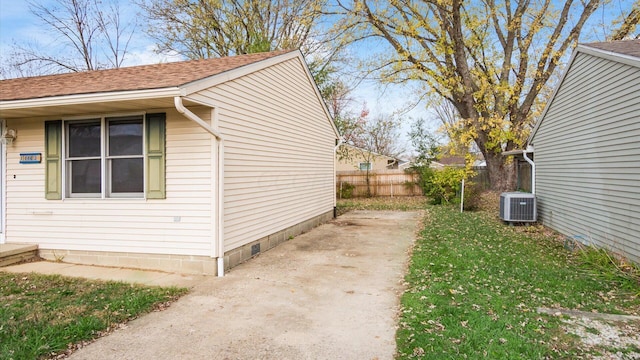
582,39 -> 640,59
0,50 -> 291,101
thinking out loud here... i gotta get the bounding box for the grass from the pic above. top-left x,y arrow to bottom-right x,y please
0,272 -> 187,359
337,196 -> 639,358
396,204 -> 640,359
336,196 -> 428,215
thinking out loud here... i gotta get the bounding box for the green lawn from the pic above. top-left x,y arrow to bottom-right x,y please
0,273 -> 187,359
336,196 -> 428,215
396,204 -> 640,359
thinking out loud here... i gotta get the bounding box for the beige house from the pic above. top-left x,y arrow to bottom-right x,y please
0,50 -> 339,275
336,144 -> 399,172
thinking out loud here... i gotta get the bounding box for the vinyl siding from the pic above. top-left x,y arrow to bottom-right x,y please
189,57 -> 336,251
5,108 -> 215,256
336,146 -> 396,171
531,52 -> 640,263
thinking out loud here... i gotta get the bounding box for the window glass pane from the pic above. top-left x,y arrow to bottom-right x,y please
68,121 -> 101,157
109,118 -> 142,156
111,158 -> 143,193
359,162 -> 371,171
70,159 -> 101,193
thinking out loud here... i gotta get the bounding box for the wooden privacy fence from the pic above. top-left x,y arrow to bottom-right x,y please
336,170 -> 422,198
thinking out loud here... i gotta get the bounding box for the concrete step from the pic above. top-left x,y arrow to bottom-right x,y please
0,244 -> 39,267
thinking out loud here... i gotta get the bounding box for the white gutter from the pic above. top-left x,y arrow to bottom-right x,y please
174,96 -> 226,277
174,97 -> 223,139
522,146 -> 535,195
1,88 -> 182,111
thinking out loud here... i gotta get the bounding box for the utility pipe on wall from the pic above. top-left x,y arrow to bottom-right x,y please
522,146 -> 535,195
333,138 -> 344,213
213,106 -> 224,278
174,96 -> 226,277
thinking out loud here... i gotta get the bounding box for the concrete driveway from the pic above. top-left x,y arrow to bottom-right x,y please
68,210 -> 420,360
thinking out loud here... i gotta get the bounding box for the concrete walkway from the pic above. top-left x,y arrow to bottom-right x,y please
5,210 -> 420,360
2,260 -> 207,287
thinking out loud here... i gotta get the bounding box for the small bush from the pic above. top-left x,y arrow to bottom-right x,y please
411,165 -> 482,208
461,179 -> 483,211
337,181 -> 355,199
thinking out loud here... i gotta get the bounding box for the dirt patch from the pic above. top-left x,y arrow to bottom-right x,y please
562,317 -> 640,359
331,220 -> 361,227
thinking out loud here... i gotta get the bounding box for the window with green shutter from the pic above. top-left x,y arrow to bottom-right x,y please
145,113 -> 166,199
44,113 -> 166,199
44,120 -> 62,200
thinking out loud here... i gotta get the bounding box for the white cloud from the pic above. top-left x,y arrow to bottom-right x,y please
121,45 -> 185,67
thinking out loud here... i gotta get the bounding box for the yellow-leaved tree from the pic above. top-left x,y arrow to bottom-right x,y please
331,0 -> 635,191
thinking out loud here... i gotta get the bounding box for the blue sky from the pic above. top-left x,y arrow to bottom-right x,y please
1,1 -> 636,154
0,2 -> 416,112
0,0 -> 425,151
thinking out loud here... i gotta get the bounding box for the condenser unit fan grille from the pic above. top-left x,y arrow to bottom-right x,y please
499,192 -> 537,222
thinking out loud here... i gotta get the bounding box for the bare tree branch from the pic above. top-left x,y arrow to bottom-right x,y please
5,0 -> 136,77
332,0 -> 613,190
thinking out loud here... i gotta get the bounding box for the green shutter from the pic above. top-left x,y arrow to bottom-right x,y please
146,113 -> 166,199
44,120 -> 62,200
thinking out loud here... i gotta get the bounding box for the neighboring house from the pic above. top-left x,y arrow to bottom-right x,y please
526,40 -> 640,264
398,159 -> 413,170
0,50 -> 339,275
336,144 -> 400,172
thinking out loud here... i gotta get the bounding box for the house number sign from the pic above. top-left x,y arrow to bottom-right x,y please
20,152 -> 42,164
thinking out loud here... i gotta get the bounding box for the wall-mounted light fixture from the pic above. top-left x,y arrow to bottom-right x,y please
2,128 -> 17,145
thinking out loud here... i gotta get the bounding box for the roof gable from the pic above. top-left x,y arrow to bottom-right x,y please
528,40 -> 640,144
583,39 -> 640,59
0,50 -> 290,101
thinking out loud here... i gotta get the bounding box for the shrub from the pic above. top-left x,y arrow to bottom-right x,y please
337,181 -> 355,199
413,166 -> 479,208
428,167 -> 466,204
461,179 -> 484,211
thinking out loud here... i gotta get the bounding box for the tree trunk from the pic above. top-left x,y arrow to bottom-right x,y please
484,151 -> 516,192
365,168 -> 372,197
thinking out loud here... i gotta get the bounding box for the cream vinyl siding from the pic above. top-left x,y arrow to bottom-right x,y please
530,51 -> 640,264
6,108 -> 215,256
336,146 -> 396,171
190,57 -> 335,251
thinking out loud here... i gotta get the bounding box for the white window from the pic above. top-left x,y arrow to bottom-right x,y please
359,162 -> 372,171
65,115 -> 144,198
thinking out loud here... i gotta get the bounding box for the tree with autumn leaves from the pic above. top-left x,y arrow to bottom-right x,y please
332,0 -> 637,190
4,0 -> 638,192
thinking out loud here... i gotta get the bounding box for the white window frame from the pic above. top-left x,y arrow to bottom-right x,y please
62,112 -> 146,199
359,162 -> 372,171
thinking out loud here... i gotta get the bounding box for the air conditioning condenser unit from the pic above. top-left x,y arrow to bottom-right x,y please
499,192 -> 536,223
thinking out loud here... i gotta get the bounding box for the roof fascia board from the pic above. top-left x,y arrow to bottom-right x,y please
579,44 -> 640,68
0,87 -> 182,111
527,49 -> 580,145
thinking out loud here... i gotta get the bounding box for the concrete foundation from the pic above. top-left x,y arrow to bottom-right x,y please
223,209 -> 334,270
37,209 -> 335,275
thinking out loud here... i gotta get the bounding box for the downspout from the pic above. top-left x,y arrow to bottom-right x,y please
522,146 -> 535,195
333,138 -> 343,218
174,97 -> 226,277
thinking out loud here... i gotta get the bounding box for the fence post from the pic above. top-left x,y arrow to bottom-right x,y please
339,181 -> 343,199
